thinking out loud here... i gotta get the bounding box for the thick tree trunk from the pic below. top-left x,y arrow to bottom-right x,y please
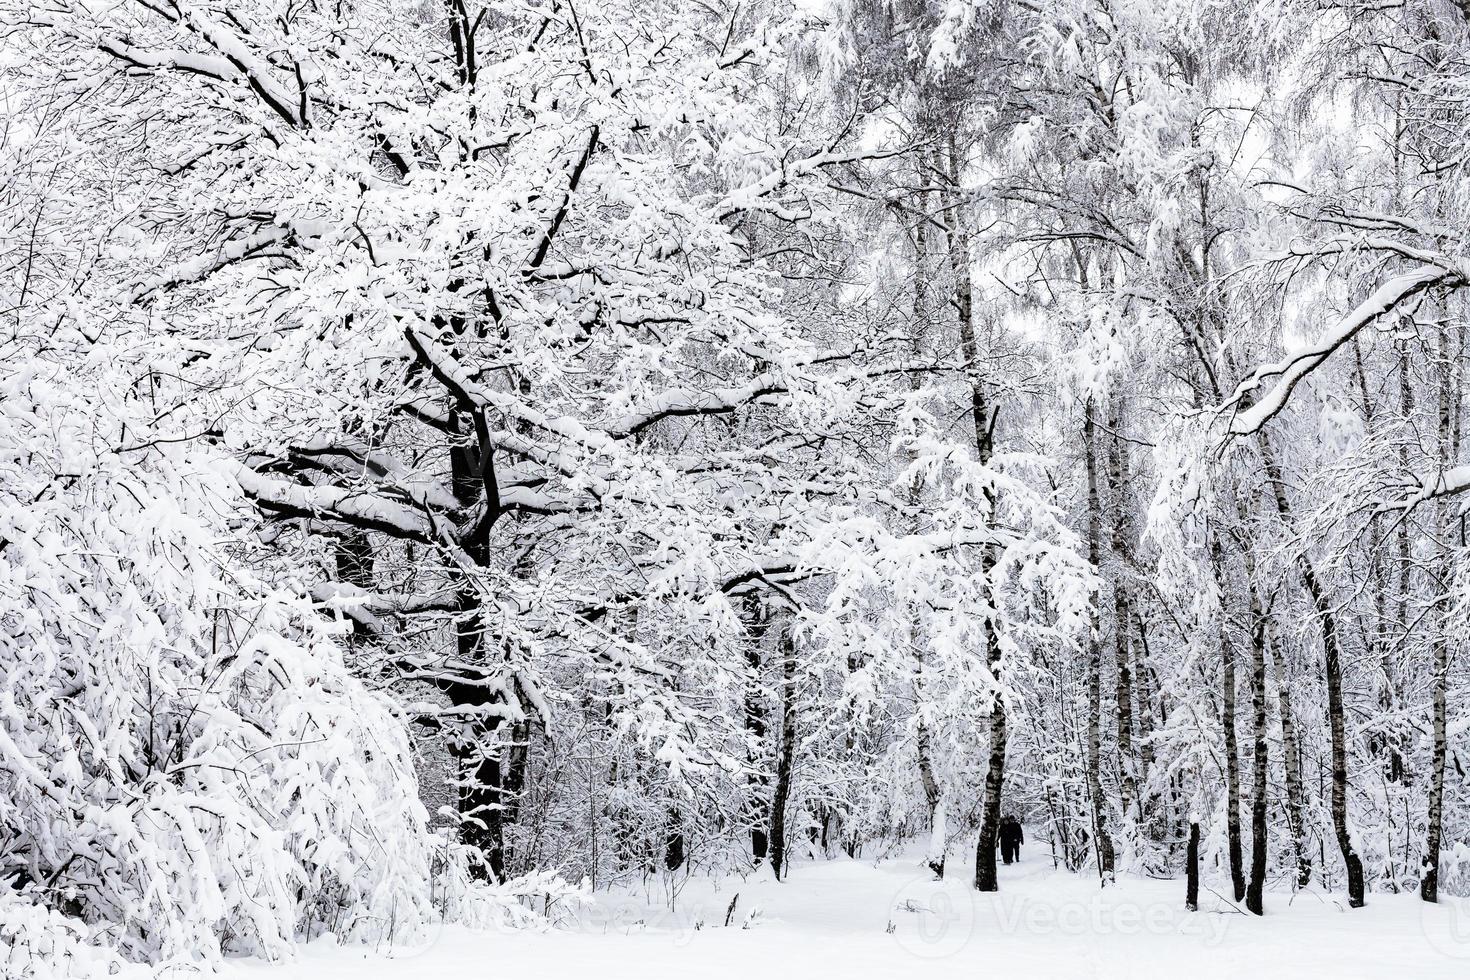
446,415 -> 511,880
1213,539 -> 1246,903
916,710 -> 946,877
501,674 -> 539,844
1113,605 -> 1136,821
1103,406 -> 1137,825
1423,337 -> 1456,903
941,141 -> 986,461
973,641 -> 1006,892
939,138 -> 1009,894
1270,625 -> 1311,887
1133,611 -> 1157,798
1423,628 -> 1447,903
1083,398 -> 1116,879
769,629 -> 798,881
1398,337 -> 1416,663
971,450 -> 1005,891
1246,565 -> 1269,915
334,529 -> 376,645
664,806 -> 686,871
1186,819 -> 1201,911
446,676 -> 507,880
1222,634 -> 1246,903
1303,558 -> 1365,906
743,594 -> 770,863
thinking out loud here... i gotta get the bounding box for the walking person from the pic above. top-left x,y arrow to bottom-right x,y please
998,815 -> 1024,865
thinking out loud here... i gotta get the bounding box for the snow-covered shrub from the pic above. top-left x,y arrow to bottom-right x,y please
0,887 -> 133,979
0,358 -> 435,963
430,840 -> 587,932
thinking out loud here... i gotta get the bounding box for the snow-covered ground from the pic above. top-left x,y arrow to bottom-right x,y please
204,834 -> 1470,980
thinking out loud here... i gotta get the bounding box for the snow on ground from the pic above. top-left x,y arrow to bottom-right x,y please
197,833 -> 1470,980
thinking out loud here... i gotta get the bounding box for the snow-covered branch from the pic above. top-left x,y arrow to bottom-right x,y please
1222,264 -> 1464,434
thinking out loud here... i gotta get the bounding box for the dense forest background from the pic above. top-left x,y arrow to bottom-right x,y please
4,0 -> 1470,965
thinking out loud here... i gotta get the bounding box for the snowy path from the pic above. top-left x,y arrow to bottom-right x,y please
220,840 -> 1470,980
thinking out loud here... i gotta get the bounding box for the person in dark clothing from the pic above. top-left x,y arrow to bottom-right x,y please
998,815 -> 1024,864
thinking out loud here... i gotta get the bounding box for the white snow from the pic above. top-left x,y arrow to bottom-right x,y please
193,836 -> 1470,980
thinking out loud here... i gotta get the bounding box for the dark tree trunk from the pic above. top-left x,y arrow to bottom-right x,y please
1213,539 -> 1246,903
1271,625 -> 1311,887
973,623 -> 1006,892
1305,563 -> 1364,906
970,397 -> 1004,891
1222,638 -> 1245,904
444,410 -> 514,881
446,677 -> 507,880
769,629 -> 798,881
333,532 -> 374,587
665,806 -> 686,872
939,138 -> 1008,894
743,594 -> 770,863
1397,338 -> 1416,683
1083,398 -> 1115,879
1104,405 -> 1138,824
1133,611 -> 1157,801
1423,626 -> 1447,903
1186,820 -> 1201,911
500,673 -> 540,842
1424,335 -> 1457,903
1113,601 -> 1136,819
500,718 -> 532,838
1246,570 -> 1269,915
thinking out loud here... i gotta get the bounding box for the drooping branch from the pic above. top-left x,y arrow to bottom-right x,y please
1222,263 -> 1464,435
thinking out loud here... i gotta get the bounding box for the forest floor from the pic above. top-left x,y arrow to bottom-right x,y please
208,835 -> 1470,980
